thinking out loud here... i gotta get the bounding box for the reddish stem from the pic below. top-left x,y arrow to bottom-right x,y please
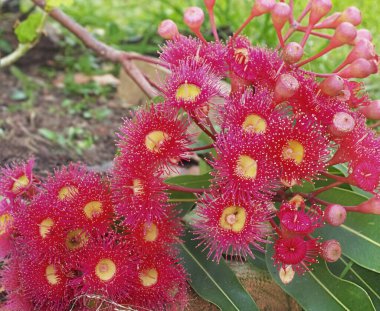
187,144 -> 214,152
296,27 -> 333,40
311,181 -> 343,197
207,8 -> 219,42
369,121 -> 380,129
320,172 -> 349,183
191,115 -> 216,141
234,15 -> 254,38
269,219 -> 282,236
166,184 -> 207,194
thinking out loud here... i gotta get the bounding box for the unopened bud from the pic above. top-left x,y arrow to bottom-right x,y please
320,75 -> 345,97
158,20 -> 179,40
333,22 -> 357,45
279,265 -> 295,284
347,39 -> 376,64
338,58 -> 375,79
204,0 -> 216,10
338,6 -> 362,26
321,240 -> 342,262
282,42 -> 303,64
330,111 -> 355,135
252,0 -> 276,17
354,29 -> 372,44
324,204 -> 347,226
358,100 -> 380,120
309,0 -> 332,26
274,74 -> 299,102
356,197 -> 380,215
271,3 -> 291,30
184,7 -> 205,30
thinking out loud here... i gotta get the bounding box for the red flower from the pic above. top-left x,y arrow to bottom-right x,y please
193,192 -> 271,262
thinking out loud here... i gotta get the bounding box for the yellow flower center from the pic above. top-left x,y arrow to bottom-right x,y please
282,140 -> 304,165
234,48 -> 249,65
11,175 -> 29,193
235,155 -> 258,179
58,186 -> 78,201
242,114 -> 267,134
132,179 -> 144,196
139,268 -> 158,287
176,82 -> 201,102
0,213 -> 13,236
83,201 -> 103,219
143,223 -> 159,242
219,206 -> 247,232
39,218 -> 54,238
145,131 -> 168,153
65,229 -> 88,250
45,264 -> 60,285
95,259 -> 116,282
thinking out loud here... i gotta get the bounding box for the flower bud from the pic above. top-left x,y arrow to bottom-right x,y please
321,240 -> 342,262
358,100 -> 380,120
252,0 -> 276,16
309,0 -> 332,26
332,22 -> 357,45
204,0 -> 216,10
319,75 -> 344,96
330,111 -> 355,136
274,74 -> 299,102
346,39 -> 376,64
338,6 -> 362,26
338,58 -> 375,79
157,20 -> 179,40
271,3 -> 291,30
184,7 -> 205,30
279,265 -> 295,284
354,29 -> 372,44
356,197 -> 380,215
282,42 -> 303,64
324,204 -> 347,226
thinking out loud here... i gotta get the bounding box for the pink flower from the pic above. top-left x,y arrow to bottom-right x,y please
193,192 -> 271,262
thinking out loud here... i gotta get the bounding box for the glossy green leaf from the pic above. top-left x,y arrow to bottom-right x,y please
165,172 -> 211,188
329,257 -> 380,310
291,180 -> 315,193
315,188 -> 380,272
265,244 -> 375,311
15,13 -> 44,44
179,228 -> 258,311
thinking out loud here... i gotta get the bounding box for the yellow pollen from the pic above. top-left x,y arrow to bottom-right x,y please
219,206 -> 247,232
11,175 -> 29,193
95,259 -> 116,282
132,179 -> 144,196
145,131 -> 168,153
242,114 -> 267,134
39,218 -> 54,238
139,268 -> 158,287
282,140 -> 304,165
45,264 -> 60,285
0,213 -> 13,236
83,201 -> 103,219
235,155 -> 258,180
143,223 -> 159,242
175,82 -> 201,102
234,48 -> 249,64
65,229 -> 88,250
58,186 -> 78,201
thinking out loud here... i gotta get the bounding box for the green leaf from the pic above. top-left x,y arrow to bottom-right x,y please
265,244 -> 375,311
291,180 -> 315,194
165,173 -> 211,188
329,257 -> 380,310
315,188 -> 380,272
45,0 -> 74,11
15,13 -> 44,44
179,228 -> 258,311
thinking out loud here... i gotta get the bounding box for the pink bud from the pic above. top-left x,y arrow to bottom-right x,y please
309,0 -> 332,26
354,29 -> 373,44
330,111 -> 355,135
271,3 -> 291,30
345,39 -> 376,64
356,197 -> 380,215
319,75 -> 344,96
359,100 -> 380,120
184,7 -> 205,30
252,0 -> 276,17
369,60 -> 379,75
204,0 -> 216,10
324,204 -> 347,226
274,74 -> 299,102
321,240 -> 342,262
314,12 -> 341,29
157,20 -> 179,40
282,42 -> 304,64
332,22 -> 357,45
338,58 -> 374,79
338,7 -> 362,26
